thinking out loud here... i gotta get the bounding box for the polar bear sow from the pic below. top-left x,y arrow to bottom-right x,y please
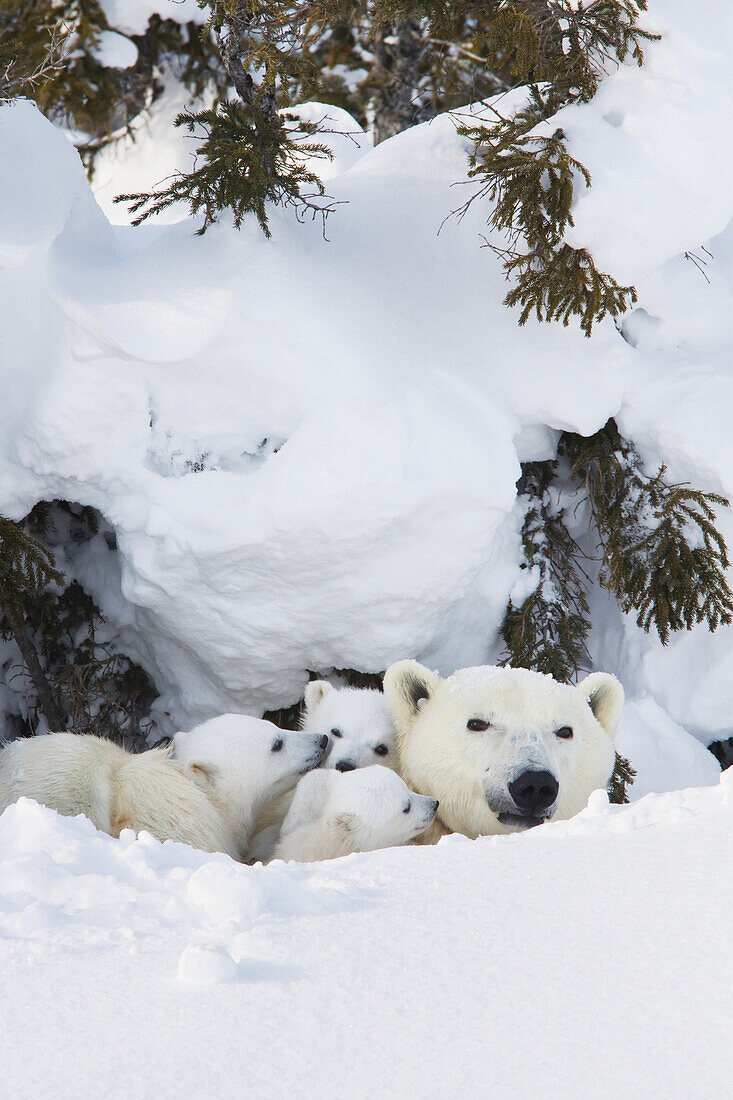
0,716 -> 328,858
383,661 -> 623,840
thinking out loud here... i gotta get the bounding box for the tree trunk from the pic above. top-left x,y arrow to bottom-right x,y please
0,592 -> 67,731
372,18 -> 424,145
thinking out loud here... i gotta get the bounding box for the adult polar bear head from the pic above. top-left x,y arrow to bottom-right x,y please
383,661 -> 623,837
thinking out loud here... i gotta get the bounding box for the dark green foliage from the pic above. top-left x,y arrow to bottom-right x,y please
294,4 -> 507,137
501,425 -> 733,658
115,2 -> 344,235
115,100 -> 334,236
608,751 -> 635,804
454,1 -> 658,334
0,514 -> 62,599
0,2 -> 226,169
0,502 -> 158,747
501,460 -> 591,681
562,420 -> 733,643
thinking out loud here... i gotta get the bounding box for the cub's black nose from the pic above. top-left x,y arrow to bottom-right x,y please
508,770 -> 559,814
318,734 -> 329,750
335,760 -> 356,772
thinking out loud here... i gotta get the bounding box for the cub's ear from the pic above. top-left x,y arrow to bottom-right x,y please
280,770 -> 332,837
304,680 -> 333,713
383,661 -> 441,741
577,672 -> 624,738
326,812 -> 357,836
185,760 -> 218,791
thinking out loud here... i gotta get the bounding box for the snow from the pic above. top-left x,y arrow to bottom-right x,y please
4,1 -> 733,1091
99,0 -> 207,38
2,1 -> 733,766
1,781 -> 731,1095
91,30 -> 139,69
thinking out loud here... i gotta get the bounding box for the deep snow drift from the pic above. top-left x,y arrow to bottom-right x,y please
1,0 -> 733,783
1,779 -> 731,1097
1,2 -> 733,1093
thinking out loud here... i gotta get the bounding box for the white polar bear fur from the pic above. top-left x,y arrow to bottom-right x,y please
383,661 -> 623,841
246,682 -> 397,863
0,715 -> 328,859
272,765 -> 439,863
301,681 -> 398,771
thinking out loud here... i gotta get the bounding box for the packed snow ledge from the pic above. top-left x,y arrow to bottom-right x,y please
1,779 -> 731,1096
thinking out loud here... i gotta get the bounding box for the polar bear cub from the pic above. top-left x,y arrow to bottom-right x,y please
384,661 -> 624,841
0,716 -> 329,859
246,682 -> 398,862
302,681 -> 398,771
272,765 -> 439,863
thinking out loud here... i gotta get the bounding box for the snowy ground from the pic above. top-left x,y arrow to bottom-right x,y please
2,0 -> 733,1093
2,779 -> 731,1098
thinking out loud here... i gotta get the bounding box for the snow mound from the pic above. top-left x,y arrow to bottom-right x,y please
2,0 -> 733,769
0,783 -> 731,1095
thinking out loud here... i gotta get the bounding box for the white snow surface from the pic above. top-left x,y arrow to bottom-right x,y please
1,779 -> 731,1096
2,7 -> 733,1082
2,0 -> 733,784
90,30 -> 139,70
100,0 -> 207,37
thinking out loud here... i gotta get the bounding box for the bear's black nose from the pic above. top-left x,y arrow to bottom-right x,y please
508,770 -> 559,814
318,734 -> 329,750
335,760 -> 356,772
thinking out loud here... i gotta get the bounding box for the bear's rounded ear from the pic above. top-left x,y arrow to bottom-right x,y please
577,672 -> 624,737
304,680 -> 333,712
383,661 -> 441,739
186,760 -> 218,791
327,812 -> 357,836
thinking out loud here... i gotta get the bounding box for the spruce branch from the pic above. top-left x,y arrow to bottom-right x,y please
500,460 -> 593,682
452,1 -> 657,334
115,2 -> 338,235
115,101 -> 337,237
0,516 -> 67,730
608,751 -> 635,804
1,505 -> 158,746
562,419 -> 733,643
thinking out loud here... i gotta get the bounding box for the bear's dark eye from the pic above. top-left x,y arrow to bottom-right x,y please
555,726 -> 573,740
330,728 -> 343,739
467,718 -> 490,732
374,744 -> 389,756
271,738 -> 284,752
403,802 -> 411,814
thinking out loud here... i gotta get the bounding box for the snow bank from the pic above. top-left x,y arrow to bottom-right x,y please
99,0 -> 206,38
1,782 -> 731,1095
1,0 -> 733,781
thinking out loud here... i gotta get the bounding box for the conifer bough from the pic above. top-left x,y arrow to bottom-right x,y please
115,1 -> 337,235
454,1 -> 659,334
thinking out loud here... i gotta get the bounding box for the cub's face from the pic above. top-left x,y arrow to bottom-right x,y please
383,662 -> 623,837
302,682 -> 398,773
281,765 -> 439,855
175,715 -> 329,848
327,766 -> 439,849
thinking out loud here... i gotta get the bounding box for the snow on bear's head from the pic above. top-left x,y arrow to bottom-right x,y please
383,661 -> 623,837
174,714 -> 329,856
275,765 -> 439,862
302,681 -> 398,773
